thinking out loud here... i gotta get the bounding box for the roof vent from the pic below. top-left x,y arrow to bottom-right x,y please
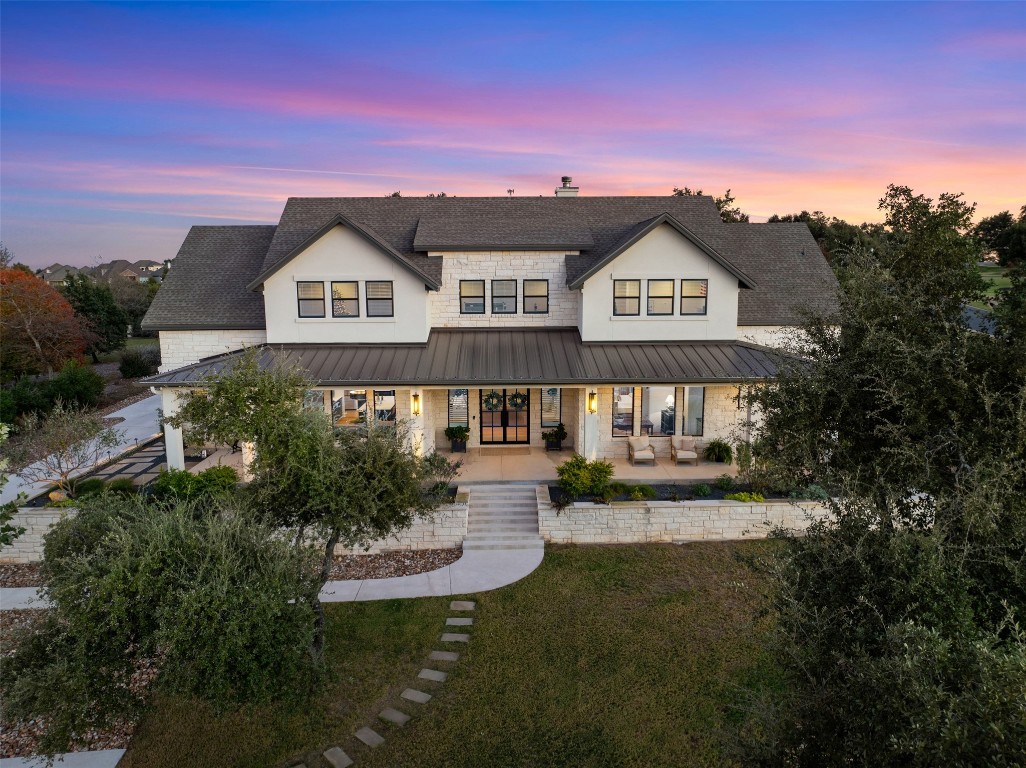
555,175 -> 579,197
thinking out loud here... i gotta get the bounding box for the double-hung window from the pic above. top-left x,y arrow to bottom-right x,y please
524,279 -> 549,314
680,279 -> 708,315
331,281 -> 359,317
647,280 -> 674,316
297,281 -> 325,318
366,281 -> 394,317
492,279 -> 517,314
448,389 -> 469,428
460,280 -> 485,314
613,280 -> 641,316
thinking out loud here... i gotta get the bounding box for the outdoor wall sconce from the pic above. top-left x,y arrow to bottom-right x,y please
587,390 -> 598,414
411,393 -> 421,417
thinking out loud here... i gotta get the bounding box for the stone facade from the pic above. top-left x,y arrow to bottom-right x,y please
737,325 -> 791,348
428,251 -> 579,328
535,487 -> 828,544
335,500 -> 468,554
158,329 -> 267,372
0,508 -> 76,564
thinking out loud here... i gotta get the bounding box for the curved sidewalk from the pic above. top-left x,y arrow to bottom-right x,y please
319,547 -> 544,602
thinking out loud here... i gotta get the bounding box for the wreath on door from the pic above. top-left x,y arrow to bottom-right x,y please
508,391 -> 529,411
482,391 -> 503,411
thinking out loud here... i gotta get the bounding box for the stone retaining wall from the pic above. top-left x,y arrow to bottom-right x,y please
0,508 -> 77,564
535,486 -> 828,544
335,497 -> 469,554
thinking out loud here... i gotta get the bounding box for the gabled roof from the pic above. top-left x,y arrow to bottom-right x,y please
246,212 -> 440,291
142,226 -> 274,331
566,212 -> 756,289
414,214 -> 594,251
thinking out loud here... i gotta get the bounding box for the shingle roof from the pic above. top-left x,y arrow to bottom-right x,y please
141,226 -> 274,331
413,214 -> 595,251
142,328 -> 783,387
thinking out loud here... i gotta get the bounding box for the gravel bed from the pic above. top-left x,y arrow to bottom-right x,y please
0,608 -> 48,656
330,547 -> 462,580
0,563 -> 43,588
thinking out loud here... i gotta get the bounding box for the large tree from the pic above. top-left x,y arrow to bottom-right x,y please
765,210 -> 887,263
60,274 -> 129,362
0,268 -> 92,378
108,275 -> 157,335
671,185 -> 749,223
975,206 -> 1026,267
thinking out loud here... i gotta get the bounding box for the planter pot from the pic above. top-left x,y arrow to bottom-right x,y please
450,440 -> 467,453
545,439 -> 562,451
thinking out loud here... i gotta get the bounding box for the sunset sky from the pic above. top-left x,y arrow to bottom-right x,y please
1,1 -> 1023,268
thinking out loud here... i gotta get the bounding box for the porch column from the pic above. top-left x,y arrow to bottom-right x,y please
159,387 -> 186,470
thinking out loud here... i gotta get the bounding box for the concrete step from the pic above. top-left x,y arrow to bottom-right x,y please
468,512 -> 538,520
468,524 -> 539,533
463,538 -> 545,551
465,532 -> 541,541
469,500 -> 538,508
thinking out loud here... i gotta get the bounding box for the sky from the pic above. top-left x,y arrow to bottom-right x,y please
1,1 -> 1024,269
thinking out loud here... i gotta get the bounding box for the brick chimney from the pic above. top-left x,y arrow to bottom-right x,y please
554,176 -> 579,197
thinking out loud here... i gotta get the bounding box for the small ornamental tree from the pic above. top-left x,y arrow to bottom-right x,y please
0,268 -> 93,378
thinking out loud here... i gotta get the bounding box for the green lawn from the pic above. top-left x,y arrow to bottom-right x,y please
972,265 -> 1011,309
96,337 -> 159,364
122,541 -> 779,768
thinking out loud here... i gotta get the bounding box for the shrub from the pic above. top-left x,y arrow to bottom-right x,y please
593,487 -> 614,504
443,425 -> 469,442
556,455 -> 614,499
703,439 -> 733,463
73,478 -> 105,498
790,483 -> 830,501
106,478 -> 137,496
714,474 -> 735,491
118,347 -> 160,378
151,468 -> 197,500
693,483 -> 712,497
0,378 -> 52,423
151,466 -> 238,501
46,362 -> 105,409
629,484 -> 657,500
541,423 -> 568,443
194,465 -> 239,496
609,481 -> 630,495
724,491 -> 765,502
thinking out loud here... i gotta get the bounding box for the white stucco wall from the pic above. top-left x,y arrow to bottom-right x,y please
579,224 -> 740,342
158,329 -> 267,372
262,224 -> 431,344
428,250 -> 579,328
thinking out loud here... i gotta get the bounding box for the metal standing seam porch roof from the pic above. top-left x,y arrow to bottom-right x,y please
142,328 -> 783,388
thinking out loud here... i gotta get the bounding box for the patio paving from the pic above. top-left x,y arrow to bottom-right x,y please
441,446 -> 738,484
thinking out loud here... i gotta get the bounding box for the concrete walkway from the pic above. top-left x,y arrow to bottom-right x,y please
319,547 -> 544,602
0,750 -> 126,768
1,395 -> 162,505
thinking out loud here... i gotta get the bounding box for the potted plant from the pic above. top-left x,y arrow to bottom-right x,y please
444,425 -> 470,453
541,422 -> 568,451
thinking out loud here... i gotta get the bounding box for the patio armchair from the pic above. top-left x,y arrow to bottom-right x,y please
628,435 -> 656,466
670,436 -> 699,466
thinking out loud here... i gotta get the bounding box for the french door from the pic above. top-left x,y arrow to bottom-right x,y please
480,388 -> 530,444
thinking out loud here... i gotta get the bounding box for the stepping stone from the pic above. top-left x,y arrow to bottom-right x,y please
379,707 -> 411,726
322,747 -> 353,768
401,688 -> 432,704
441,632 -> 470,643
446,617 -> 473,626
429,650 -> 459,662
450,600 -> 476,611
355,726 -> 385,748
419,668 -> 448,682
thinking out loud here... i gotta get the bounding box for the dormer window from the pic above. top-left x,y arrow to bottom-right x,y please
297,281 -> 325,318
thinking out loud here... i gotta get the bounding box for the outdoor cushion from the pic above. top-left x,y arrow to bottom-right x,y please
628,436 -> 650,451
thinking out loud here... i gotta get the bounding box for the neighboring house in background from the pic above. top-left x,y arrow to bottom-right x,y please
36,263 -> 81,287
142,179 -> 839,470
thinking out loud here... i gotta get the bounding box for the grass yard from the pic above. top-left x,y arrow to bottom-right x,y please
96,336 -> 159,364
972,264 -> 1011,308
121,541 -> 779,768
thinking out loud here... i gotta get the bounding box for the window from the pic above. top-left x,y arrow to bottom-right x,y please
460,280 -> 485,314
331,281 -> 359,317
647,280 -> 674,316
297,281 -> 325,318
682,386 -> 705,435
681,279 -> 709,315
541,387 -> 561,427
448,389 -> 469,427
303,390 -> 326,413
613,280 -> 640,316
641,386 -> 675,436
524,280 -> 549,314
366,281 -> 394,317
492,280 -> 517,314
373,390 -> 396,423
612,386 -> 634,437
332,389 -> 366,426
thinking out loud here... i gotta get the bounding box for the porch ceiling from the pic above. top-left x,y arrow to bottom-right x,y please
143,328 -> 783,388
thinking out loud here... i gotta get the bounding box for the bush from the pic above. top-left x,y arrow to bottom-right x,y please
151,466 -> 239,501
118,347 -> 160,378
556,455 -> 615,499
47,362 -> 105,409
106,478 -> 137,496
73,478 -> 105,498
790,483 -> 830,501
194,465 -> 239,496
151,468 -> 196,499
703,439 -> 733,463
715,474 -> 735,491
541,423 -> 568,443
0,378 -> 51,423
443,425 -> 470,442
724,491 -> 765,502
628,484 -> 657,501
693,483 -> 712,497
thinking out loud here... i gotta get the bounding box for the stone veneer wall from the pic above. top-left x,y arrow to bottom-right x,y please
335,496 -> 468,554
0,508 -> 75,564
535,486 -> 828,544
736,325 -> 793,348
158,329 -> 268,372
428,251 -> 579,328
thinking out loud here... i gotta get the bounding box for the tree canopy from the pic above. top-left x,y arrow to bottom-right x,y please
60,274 -> 129,362
671,185 -> 749,223
974,206 -> 1026,267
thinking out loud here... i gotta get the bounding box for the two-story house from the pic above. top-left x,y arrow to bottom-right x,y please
142,181 -> 838,470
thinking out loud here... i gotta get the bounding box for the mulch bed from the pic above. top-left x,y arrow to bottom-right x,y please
330,547 -> 462,580
0,563 -> 43,588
